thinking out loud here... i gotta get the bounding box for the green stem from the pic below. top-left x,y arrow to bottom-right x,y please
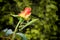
11,18 -> 24,40
20,19 -> 38,31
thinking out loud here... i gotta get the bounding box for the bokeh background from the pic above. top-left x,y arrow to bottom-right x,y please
0,0 -> 60,40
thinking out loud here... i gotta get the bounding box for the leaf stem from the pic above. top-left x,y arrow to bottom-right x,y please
11,18 -> 24,40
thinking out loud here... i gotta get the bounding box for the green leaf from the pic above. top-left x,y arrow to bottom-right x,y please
8,17 -> 13,25
0,0 -> 2,2
50,4 -> 57,10
20,19 -> 38,31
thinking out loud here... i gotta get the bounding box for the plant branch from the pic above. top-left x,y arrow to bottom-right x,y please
11,18 -> 24,40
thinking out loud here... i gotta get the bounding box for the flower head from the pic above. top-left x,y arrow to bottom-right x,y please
18,7 -> 31,20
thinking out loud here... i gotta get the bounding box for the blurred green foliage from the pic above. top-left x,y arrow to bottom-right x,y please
0,0 -> 59,40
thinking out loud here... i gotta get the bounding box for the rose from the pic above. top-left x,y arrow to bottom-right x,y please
18,7 -> 31,20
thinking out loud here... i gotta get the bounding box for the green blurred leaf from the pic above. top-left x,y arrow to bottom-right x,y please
20,19 -> 38,31
0,0 -> 2,2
